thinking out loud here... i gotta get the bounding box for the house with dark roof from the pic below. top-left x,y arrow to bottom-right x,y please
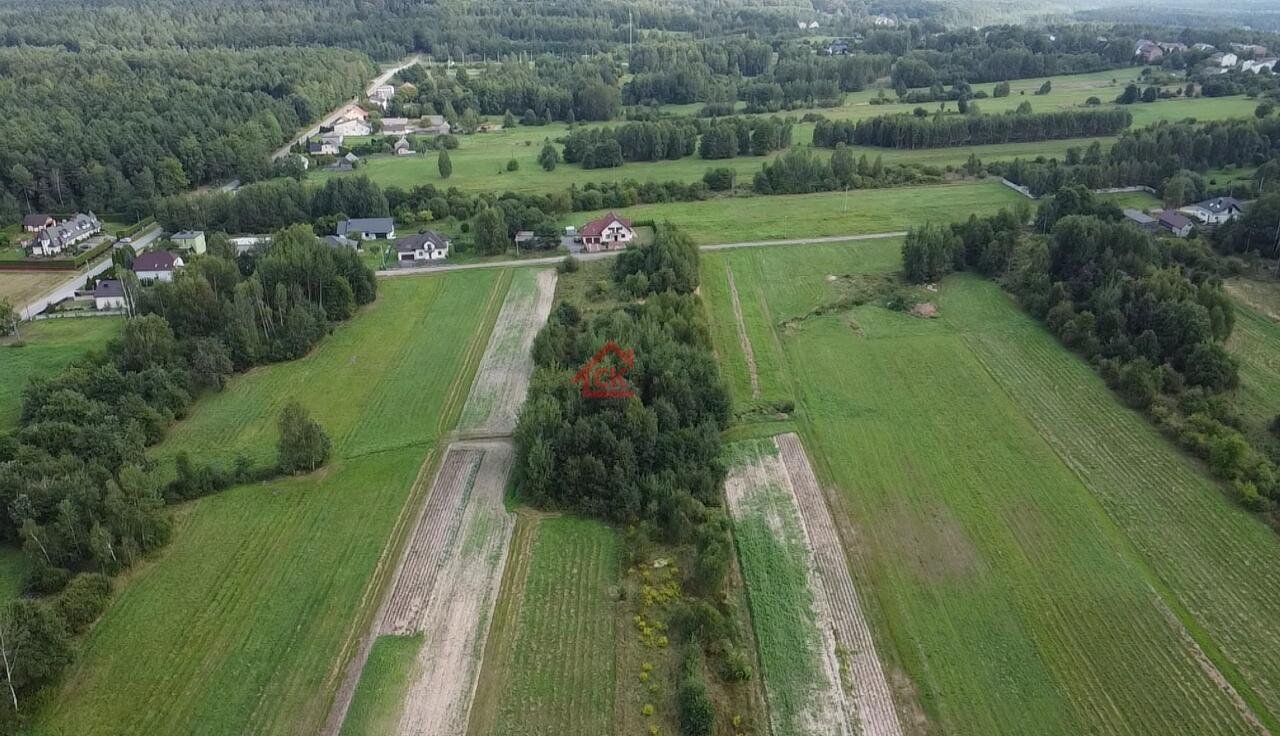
22,214 -> 54,232
308,139 -> 339,156
336,218 -> 396,240
1181,197 -> 1245,225
132,251 -> 184,283
580,212 -> 635,252
1157,211 -> 1194,238
393,231 -> 449,264
29,213 -> 101,257
93,279 -> 128,311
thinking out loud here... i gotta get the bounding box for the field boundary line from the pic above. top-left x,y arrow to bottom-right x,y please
317,271 -> 511,736
956,322 -> 1280,735
724,263 -> 762,399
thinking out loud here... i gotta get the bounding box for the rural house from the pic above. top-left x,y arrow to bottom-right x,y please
1243,58 -> 1278,73
170,230 -> 206,254
1157,211 -> 1194,238
1209,52 -> 1239,67
421,115 -> 451,135
93,279 -> 127,311
1181,197 -> 1245,225
28,212 -> 101,257
1123,209 -> 1158,233
331,105 -> 371,136
1135,41 -> 1163,63
22,213 -> 54,232
337,217 -> 396,240
322,235 -> 358,249
308,138 -> 339,156
132,251 -> 184,283
392,231 -> 449,264
580,213 -> 635,253
370,84 -> 395,110
393,137 -> 415,156
381,117 -> 411,135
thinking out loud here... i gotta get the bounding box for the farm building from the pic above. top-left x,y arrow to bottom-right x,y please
132,251 -> 184,283
579,212 -> 635,253
392,231 -> 449,263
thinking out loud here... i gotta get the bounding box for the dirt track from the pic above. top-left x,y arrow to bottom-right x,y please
776,433 -> 905,736
724,264 -> 762,399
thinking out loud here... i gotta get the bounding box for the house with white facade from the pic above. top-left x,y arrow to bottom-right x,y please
28,213 -> 101,257
393,231 -> 449,264
171,230 -> 206,255
1181,197 -> 1245,225
93,279 -> 128,311
393,137 -> 415,155
1209,52 -> 1239,67
1243,58 -> 1278,73
580,212 -> 635,253
22,214 -> 54,232
132,251 -> 184,283
336,217 -> 396,240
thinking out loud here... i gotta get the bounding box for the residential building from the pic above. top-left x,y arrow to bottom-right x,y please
382,117 -> 411,135
321,235 -> 358,249
308,139 -> 339,156
1181,196 -> 1245,224
1123,209 -> 1158,232
392,231 -> 449,263
1157,41 -> 1187,54
21,213 -> 54,232
393,137 -> 415,156
336,217 -> 396,240
28,212 -> 101,257
421,116 -> 451,136
1230,43 -> 1268,58
580,212 -> 635,252
229,235 -> 269,255
170,230 -> 206,255
1135,41 -> 1163,63
514,230 -> 535,249
132,251 -> 184,283
370,84 -> 395,110
1209,52 -> 1239,67
93,279 -> 128,311
825,41 -> 851,55
1192,43 -> 1217,52
1158,211 -> 1194,238
321,132 -> 344,148
1243,58 -> 1278,73
331,117 -> 371,137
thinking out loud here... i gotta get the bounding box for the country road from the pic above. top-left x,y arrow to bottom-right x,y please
375,230 -> 909,278
270,54 -> 421,162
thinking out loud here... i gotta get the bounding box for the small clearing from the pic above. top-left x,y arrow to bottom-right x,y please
775,432 -> 905,736
725,263 -> 762,399
456,269 -> 557,437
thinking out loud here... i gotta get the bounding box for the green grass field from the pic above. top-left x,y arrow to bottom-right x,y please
312,69 -> 1257,197
701,240 -> 1280,735
339,634 -> 422,736
0,317 -> 120,429
470,515 -> 620,736
32,269 -> 510,736
1224,279 -> 1280,456
568,180 -> 1025,244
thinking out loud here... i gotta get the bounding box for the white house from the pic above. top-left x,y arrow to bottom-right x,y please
131,251 -> 184,283
580,212 -> 635,253
331,118 -> 370,137
1158,211 -> 1194,238
370,84 -> 395,110
393,137 -> 415,156
1210,52 -> 1239,67
22,213 -> 54,232
393,231 -> 450,263
336,217 -> 396,240
308,139 -> 339,156
1243,58 -> 1278,73
1181,197 -> 1245,225
229,235 -> 270,255
28,213 -> 101,257
93,279 -> 128,311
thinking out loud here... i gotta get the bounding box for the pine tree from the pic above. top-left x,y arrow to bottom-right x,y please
438,148 -> 452,179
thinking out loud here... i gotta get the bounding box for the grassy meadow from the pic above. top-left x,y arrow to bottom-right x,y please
339,634 -> 422,736
31,269 -> 510,736
700,239 -> 1280,735
0,316 -> 120,428
0,271 -> 72,307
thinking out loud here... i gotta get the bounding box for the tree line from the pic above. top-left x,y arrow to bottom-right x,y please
814,108 -> 1132,149
0,226 -> 368,723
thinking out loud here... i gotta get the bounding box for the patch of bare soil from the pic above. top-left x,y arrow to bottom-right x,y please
725,264 -> 762,399
776,433 -> 906,736
910,302 -> 938,318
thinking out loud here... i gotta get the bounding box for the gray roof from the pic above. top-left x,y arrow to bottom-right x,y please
322,235 -> 358,249
172,230 -> 203,241
36,213 -> 100,250
22,213 -> 51,228
337,218 -> 395,236
394,231 -> 449,253
1193,197 -> 1243,214
94,279 -> 125,298
1123,209 -> 1156,225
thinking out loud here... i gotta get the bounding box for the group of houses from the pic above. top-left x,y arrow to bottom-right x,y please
1133,38 -> 1277,74
1123,196 -> 1247,239
90,251 -> 186,311
20,212 -> 102,257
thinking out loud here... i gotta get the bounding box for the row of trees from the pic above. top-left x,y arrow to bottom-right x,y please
751,147 -> 945,195
559,116 -> 792,169
814,108 -> 1132,149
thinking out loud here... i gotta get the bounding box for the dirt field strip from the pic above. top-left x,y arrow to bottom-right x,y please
776,432 -> 905,736
725,264 -> 762,399
456,269 -> 557,437
724,442 -> 850,736
397,440 -> 515,735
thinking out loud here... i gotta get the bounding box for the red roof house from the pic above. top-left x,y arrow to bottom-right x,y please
580,212 -> 635,253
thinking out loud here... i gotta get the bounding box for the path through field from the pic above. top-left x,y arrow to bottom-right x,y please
778,433 -> 905,736
457,269 -> 557,436
724,264 -> 762,399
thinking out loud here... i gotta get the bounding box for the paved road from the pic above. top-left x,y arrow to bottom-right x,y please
376,230 -> 908,278
16,225 -> 162,320
270,55 -> 421,162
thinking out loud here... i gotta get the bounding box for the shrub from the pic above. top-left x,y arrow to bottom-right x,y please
506,158 -> 519,171
678,662 -> 714,736
277,401 -> 331,474
557,255 -> 580,274
52,573 -> 111,633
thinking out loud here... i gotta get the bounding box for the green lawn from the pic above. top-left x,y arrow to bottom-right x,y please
339,634 -> 422,736
1224,279 -> 1280,456
0,317 -> 120,429
470,515 -> 620,736
700,240 -> 1280,735
567,180 -> 1025,244
32,269 -> 509,736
